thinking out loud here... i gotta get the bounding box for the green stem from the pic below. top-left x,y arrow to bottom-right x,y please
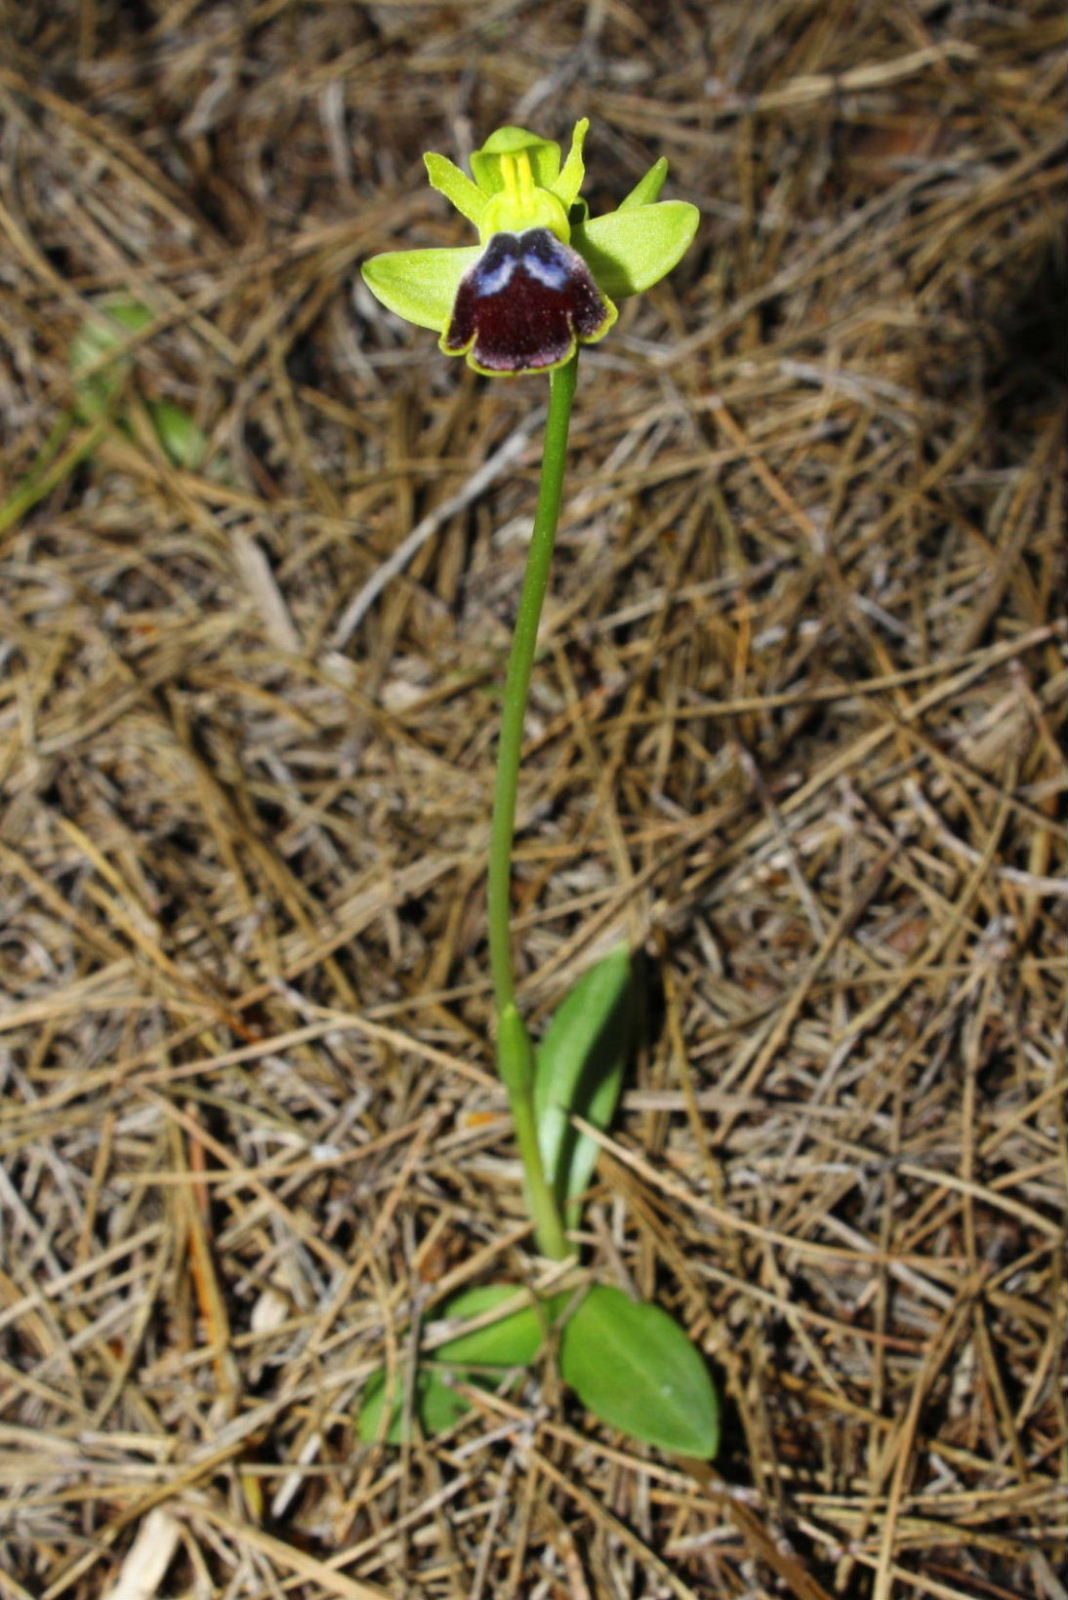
488,354 -> 578,1261
0,412 -> 100,537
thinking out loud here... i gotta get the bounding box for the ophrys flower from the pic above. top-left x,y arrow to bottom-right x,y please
361,120 -> 699,376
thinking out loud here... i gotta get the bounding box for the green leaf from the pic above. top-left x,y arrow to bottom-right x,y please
619,157 -> 669,210
433,1283 -> 567,1366
148,400 -> 208,470
69,302 -> 210,475
534,945 -> 634,1223
361,244 -> 481,333
573,201 -> 700,300
357,1365 -> 480,1444
497,1000 -> 535,1099
357,1284 -> 568,1444
424,152 -> 487,227
560,1285 -> 720,1458
70,296 -> 156,418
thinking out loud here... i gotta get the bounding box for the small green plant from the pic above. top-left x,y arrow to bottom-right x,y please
0,296 -> 210,537
359,121 -> 718,1459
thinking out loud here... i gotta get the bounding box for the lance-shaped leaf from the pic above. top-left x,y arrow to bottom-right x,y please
534,945 -> 635,1224
560,1285 -> 720,1458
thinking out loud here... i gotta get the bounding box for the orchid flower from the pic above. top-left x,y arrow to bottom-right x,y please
361,120 -> 699,375
355,124 -> 719,1461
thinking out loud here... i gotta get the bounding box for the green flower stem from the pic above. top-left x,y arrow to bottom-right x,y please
487,353 -> 578,1262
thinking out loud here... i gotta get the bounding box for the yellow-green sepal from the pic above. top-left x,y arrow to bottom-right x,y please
619,157 -> 669,210
572,200 -> 700,300
550,118 -> 589,211
361,245 -> 481,332
424,153 -> 487,227
471,126 -> 562,194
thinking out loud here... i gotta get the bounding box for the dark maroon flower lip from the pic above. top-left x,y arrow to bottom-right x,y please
441,227 -> 617,375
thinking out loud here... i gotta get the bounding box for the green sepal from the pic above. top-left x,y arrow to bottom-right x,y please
471,126 -> 561,193
560,1285 -> 720,1459
619,157 -> 669,210
550,118 -> 589,211
424,152 -> 487,227
534,945 -> 634,1224
361,245 -> 481,332
572,201 -> 700,299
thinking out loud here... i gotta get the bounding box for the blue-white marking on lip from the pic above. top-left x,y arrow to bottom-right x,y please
475,254 -> 518,297
442,224 -> 616,372
521,245 -> 569,290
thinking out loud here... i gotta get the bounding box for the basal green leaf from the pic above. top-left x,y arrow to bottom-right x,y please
358,1284 -> 569,1444
573,201 -> 700,299
433,1283 -> 567,1367
357,1365 -> 480,1444
560,1285 -> 719,1458
534,945 -> 634,1223
148,400 -> 208,470
497,1000 -> 536,1099
361,245 -> 481,333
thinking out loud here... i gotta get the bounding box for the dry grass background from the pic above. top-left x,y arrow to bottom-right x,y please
0,2 -> 1065,1597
